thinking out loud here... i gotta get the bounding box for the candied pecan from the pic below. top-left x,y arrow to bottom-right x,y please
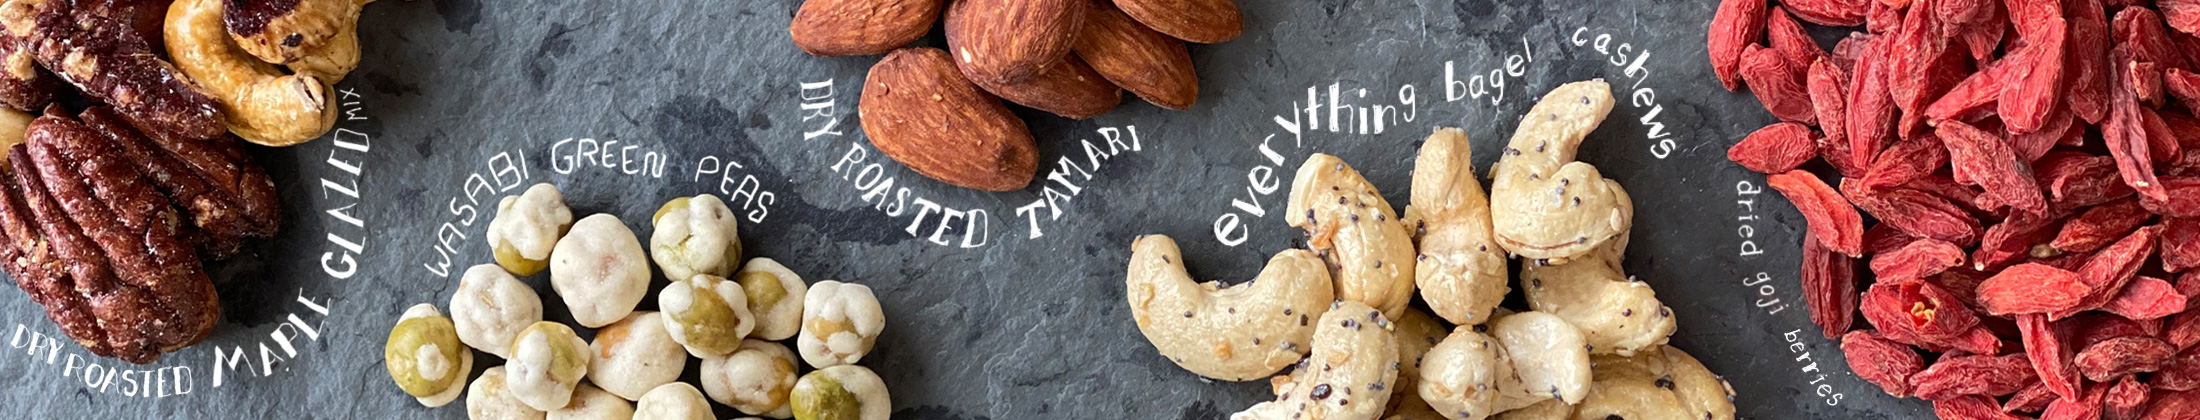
7,144 -> 157,363
0,144 -> 98,355
80,106 -> 252,257
0,0 -> 225,140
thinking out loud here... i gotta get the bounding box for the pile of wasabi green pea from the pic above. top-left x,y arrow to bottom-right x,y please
384,183 -> 892,420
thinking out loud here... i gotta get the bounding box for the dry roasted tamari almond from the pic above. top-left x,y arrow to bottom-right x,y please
788,0 -> 943,57
969,55 -> 1122,119
944,0 -> 1085,85
859,48 -> 1038,191
1112,0 -> 1242,44
1075,1 -> 1198,110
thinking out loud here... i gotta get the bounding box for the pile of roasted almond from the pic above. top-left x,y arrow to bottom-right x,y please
788,0 -> 1236,191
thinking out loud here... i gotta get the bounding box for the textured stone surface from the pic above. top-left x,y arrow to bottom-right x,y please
0,0 -> 1927,419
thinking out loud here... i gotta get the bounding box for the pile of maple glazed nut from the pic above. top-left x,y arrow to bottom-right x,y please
790,0 -> 1232,192
1713,0 -> 2200,417
1125,80 -> 1738,420
0,0 -> 375,364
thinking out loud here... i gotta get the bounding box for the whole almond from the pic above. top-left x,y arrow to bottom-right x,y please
944,0 -> 1085,85
968,55 -> 1122,119
859,48 -> 1038,191
1075,2 -> 1197,110
1112,0 -> 1242,44
788,0 -> 943,57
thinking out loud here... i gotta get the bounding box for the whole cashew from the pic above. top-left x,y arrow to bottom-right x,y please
165,0 -> 334,146
1521,231 -> 1674,357
1487,312 -> 1591,409
1383,308 -> 1451,419
1287,153 -> 1418,320
1230,301 -> 1401,420
1417,328 -> 1510,420
1491,399 -> 1572,420
285,0 -> 364,82
1572,345 -> 1737,420
1126,234 -> 1334,381
224,0 -> 370,65
1489,79 -> 1629,263
1405,127 -> 1509,326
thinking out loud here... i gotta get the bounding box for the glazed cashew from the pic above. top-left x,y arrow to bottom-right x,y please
285,0 -> 362,82
166,0 -> 334,147
1230,301 -> 1401,420
1520,232 -> 1674,357
1488,312 -> 1591,409
1286,154 -> 1418,320
1126,234 -> 1335,381
1405,127 -> 1509,326
1417,328 -> 1509,420
1489,80 -> 1629,263
1572,346 -> 1738,420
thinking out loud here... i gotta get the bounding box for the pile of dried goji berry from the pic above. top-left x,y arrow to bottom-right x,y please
1713,0 -> 2200,418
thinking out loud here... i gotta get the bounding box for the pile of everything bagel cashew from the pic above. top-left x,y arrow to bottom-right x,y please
384,184 -> 893,420
1126,80 -> 1741,420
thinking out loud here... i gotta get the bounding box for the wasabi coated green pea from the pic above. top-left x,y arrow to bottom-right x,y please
507,321 -> 592,411
736,258 -> 808,341
790,365 -> 889,420
385,304 -> 471,407
661,274 -> 754,357
650,195 -> 742,281
486,183 -> 573,276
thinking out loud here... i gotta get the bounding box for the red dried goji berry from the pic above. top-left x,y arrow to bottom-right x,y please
1810,58 -> 1853,141
2005,381 -> 2057,413
2076,336 -> 2176,381
1789,0 -> 1872,26
1833,32 -> 1874,76
1979,263 -> 2090,315
1708,0 -> 1766,91
1868,0 -> 1904,34
2055,226 -> 2162,320
2169,0 -> 2200,35
2171,312 -> 2200,351
1860,133 -> 1950,190
1901,47 -> 1975,139
2037,152 -> 2138,207
2104,276 -> 2188,320
2170,68 -> 2200,113
2041,383 -> 2106,420
2136,60 -> 2169,107
2140,388 -> 2200,420
1819,131 -> 1870,178
1936,394 -> 2020,420
2066,0 -> 2112,123
2105,374 -> 2151,420
1771,170 -> 1867,255
1769,6 -> 1830,70
1906,174 -> 1993,213
1867,223 -> 1923,254
1932,267 -> 1991,308
1941,120 -> 2050,215
2073,312 -> 2159,349
1872,238 -> 1967,280
1914,353 -> 2041,400
2141,177 -> 2200,217
1805,230 -> 1861,338
1864,280 -> 1995,352
1742,45 -> 1820,124
1850,36 -> 1899,166
1890,2 -> 1948,116
2010,107 -> 2076,163
2159,346 -> 2200,391
1951,0 -> 2004,61
2021,313 -> 2084,400
2164,218 -> 2200,272
2142,96 -> 2184,165
1843,329 -> 1926,397
2051,198 -> 2153,253
1847,181 -> 1986,246
1977,207 -> 2073,271
2001,11 -> 2068,135
1730,122 -> 1821,173
2108,49 -> 2172,203
2115,8 -> 2190,73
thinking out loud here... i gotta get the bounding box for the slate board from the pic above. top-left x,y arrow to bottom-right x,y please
0,0 -> 1937,419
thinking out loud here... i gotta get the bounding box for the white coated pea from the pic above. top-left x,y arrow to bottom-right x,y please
587,312 -> 686,401
387,304 -> 470,408
797,281 -> 885,369
552,214 -> 651,328
452,264 -> 545,358
507,322 -> 592,411
650,194 -> 743,281
661,274 -> 755,358
467,367 -> 546,420
633,382 -> 714,420
701,339 -> 800,418
487,183 -> 574,276
735,258 -> 808,341
790,365 -> 891,420
548,383 -> 635,420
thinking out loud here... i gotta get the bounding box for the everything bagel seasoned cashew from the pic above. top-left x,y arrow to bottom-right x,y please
1229,301 -> 1401,420
1520,232 -> 1674,357
1126,234 -> 1335,381
165,0 -> 333,147
1392,308 -> 1450,402
223,0 -> 367,64
1488,312 -> 1591,408
1417,328 -> 1509,420
1489,80 -> 1628,263
1405,127 -> 1509,326
1287,154 -> 1418,319
1572,346 -> 1737,420
1491,399 -> 1573,420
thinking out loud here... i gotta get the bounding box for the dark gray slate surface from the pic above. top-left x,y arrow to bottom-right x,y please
0,0 -> 1935,419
